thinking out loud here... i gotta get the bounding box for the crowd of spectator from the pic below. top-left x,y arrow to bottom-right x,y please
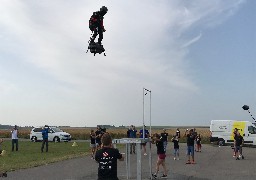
91,125 -> 207,179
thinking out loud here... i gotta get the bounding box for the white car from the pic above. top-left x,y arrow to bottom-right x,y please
30,127 -> 71,142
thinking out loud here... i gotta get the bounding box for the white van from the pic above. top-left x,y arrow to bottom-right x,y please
30,127 -> 71,142
210,120 -> 256,146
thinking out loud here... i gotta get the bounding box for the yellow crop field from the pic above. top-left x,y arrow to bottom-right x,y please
0,127 -> 211,143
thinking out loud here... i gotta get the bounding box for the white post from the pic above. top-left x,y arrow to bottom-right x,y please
137,143 -> 142,180
125,143 -> 131,179
148,142 -> 152,180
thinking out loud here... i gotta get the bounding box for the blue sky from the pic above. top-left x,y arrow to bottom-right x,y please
0,0 -> 255,127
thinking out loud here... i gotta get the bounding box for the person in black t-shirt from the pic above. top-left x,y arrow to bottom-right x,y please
128,125 -> 137,154
184,129 -> 196,164
126,127 -> 131,138
196,134 -> 202,152
160,129 -> 168,153
95,126 -> 103,150
152,133 -> 167,179
95,133 -> 124,180
171,135 -> 179,160
90,129 -> 96,159
234,132 -> 244,160
176,128 -> 180,138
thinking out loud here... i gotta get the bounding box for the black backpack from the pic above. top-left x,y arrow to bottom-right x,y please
89,12 -> 102,31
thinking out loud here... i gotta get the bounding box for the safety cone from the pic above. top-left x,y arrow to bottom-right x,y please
72,142 -> 78,147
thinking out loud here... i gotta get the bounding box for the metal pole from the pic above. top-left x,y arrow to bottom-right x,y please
149,90 -> 152,179
143,88 -> 153,179
143,87 -> 145,139
149,90 -> 152,136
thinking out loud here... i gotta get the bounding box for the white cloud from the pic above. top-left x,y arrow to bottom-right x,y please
182,32 -> 202,48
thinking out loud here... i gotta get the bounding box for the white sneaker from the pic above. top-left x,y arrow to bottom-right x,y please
144,153 -> 147,156
177,157 -> 180,160
174,157 -> 176,160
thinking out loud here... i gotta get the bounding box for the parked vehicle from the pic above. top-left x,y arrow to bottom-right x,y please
210,120 -> 256,146
30,127 -> 71,142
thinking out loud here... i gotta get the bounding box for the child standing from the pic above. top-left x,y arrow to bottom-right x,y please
171,135 -> 179,160
196,134 -> 202,152
90,129 -> 96,159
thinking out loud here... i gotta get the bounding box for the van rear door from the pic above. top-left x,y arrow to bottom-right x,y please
244,123 -> 256,145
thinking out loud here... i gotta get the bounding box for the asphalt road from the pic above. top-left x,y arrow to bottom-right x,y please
3,143 -> 256,180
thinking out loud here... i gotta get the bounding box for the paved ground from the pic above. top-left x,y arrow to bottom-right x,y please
3,143 -> 256,180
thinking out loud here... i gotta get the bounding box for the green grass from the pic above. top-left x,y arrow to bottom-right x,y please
0,141 -> 90,172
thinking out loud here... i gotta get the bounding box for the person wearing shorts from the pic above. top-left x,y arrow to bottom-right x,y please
234,132 -> 244,160
139,126 -> 149,156
152,133 -> 167,179
185,129 -> 196,164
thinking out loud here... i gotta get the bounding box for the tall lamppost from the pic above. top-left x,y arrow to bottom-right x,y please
143,87 -> 152,179
143,87 -> 152,138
